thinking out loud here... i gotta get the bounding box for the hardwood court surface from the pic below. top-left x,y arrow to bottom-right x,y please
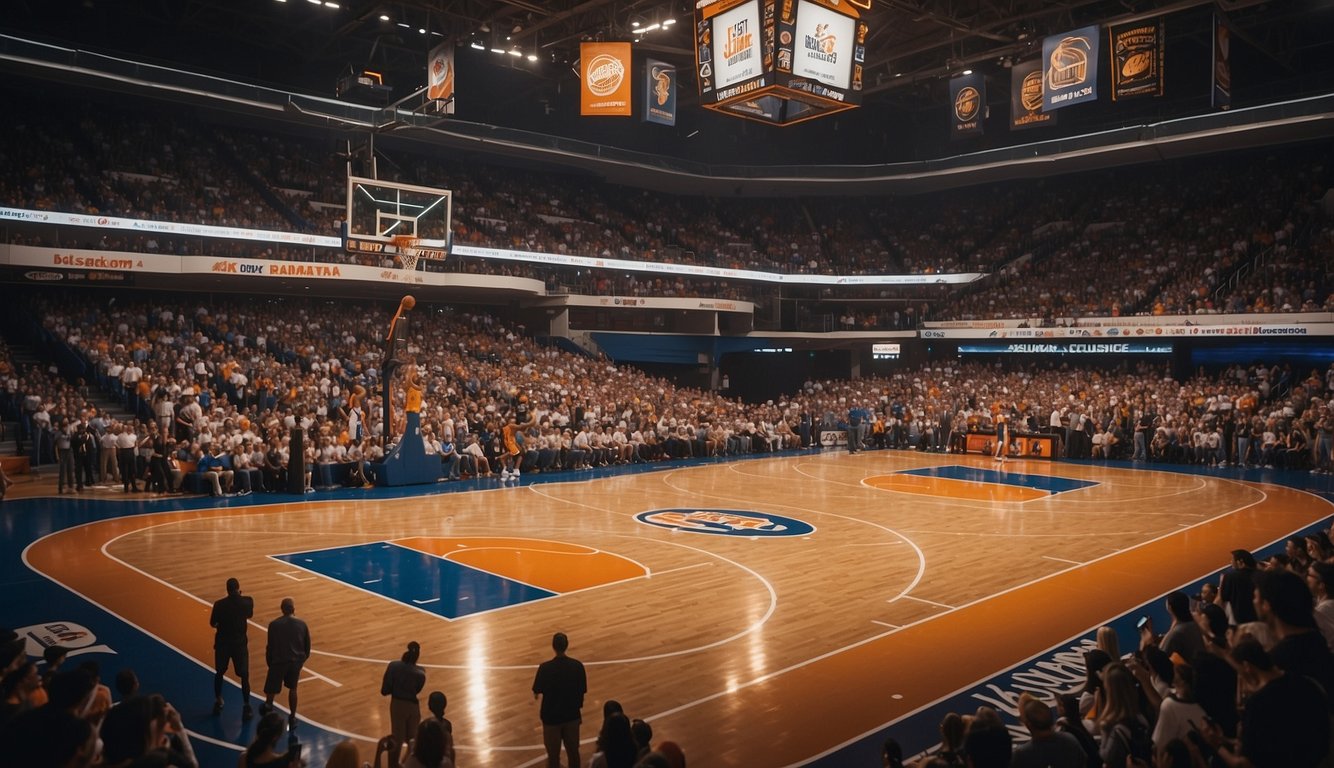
19,451 -> 1333,766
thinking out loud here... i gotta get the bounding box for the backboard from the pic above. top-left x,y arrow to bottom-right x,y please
344,176 -> 452,261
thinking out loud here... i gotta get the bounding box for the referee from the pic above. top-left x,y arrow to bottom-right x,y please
210,577 -> 254,719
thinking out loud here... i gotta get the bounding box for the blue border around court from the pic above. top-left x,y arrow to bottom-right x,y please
0,449 -> 1331,767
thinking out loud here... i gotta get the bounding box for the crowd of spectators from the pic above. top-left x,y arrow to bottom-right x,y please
6,290 -> 1333,499
884,542 -> 1334,768
1,93 -> 1330,323
0,626 -> 689,768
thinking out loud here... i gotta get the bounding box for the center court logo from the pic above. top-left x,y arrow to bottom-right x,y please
636,509 -> 814,537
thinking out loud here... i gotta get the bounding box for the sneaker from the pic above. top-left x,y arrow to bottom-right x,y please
259,702 -> 273,716
304,487 -> 316,494
238,489 -> 251,496
511,470 -> 520,480
500,469 -> 512,480
241,704 -> 253,721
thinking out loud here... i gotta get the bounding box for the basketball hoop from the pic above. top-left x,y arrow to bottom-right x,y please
390,235 -> 422,271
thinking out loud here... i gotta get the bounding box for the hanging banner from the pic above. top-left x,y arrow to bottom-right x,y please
1042,25 -> 1100,110
426,41 -> 455,113
949,72 -> 985,138
1109,18 -> 1164,100
1212,12 -> 1232,110
1010,59 -> 1055,130
581,42 -> 632,116
644,59 -> 677,126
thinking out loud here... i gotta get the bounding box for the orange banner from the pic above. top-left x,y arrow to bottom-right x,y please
581,42 -> 632,116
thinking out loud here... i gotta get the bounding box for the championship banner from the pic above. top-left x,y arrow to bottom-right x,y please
1042,25 -> 1099,110
1010,59 -> 1054,130
949,72 -> 985,137
644,59 -> 677,126
1109,18 -> 1163,100
1212,12 -> 1231,110
580,42 -> 632,116
426,42 -> 455,113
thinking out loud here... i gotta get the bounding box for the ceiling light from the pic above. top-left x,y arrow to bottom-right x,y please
644,23 -> 661,31
305,0 -> 320,4
274,0 -> 287,3
418,28 -> 427,34
663,18 -> 676,26
324,1 -> 339,7
471,41 -> 485,50
509,48 -> 522,56
491,48 -> 506,54
397,22 -> 409,28
527,54 -> 538,62
961,69 -> 972,75
631,20 -> 640,28
379,14 -> 389,21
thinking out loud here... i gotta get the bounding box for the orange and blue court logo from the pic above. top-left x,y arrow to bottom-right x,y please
636,508 -> 814,536
271,537 -> 643,619
865,465 -> 1098,502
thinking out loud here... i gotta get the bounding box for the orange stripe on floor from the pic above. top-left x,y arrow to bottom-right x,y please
694,482 -> 1332,765
394,536 -> 646,593
865,473 -> 1048,502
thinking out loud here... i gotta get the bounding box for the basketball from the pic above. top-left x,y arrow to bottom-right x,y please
401,294 -> 416,310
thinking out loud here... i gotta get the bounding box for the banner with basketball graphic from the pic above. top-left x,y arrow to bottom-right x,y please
644,59 -> 677,126
1108,18 -> 1164,100
949,72 -> 985,138
1212,12 -> 1231,110
426,41 -> 455,113
581,42 -> 632,116
1042,25 -> 1100,110
1010,59 -> 1054,130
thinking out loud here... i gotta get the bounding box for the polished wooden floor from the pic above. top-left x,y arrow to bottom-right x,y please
18,450 -> 1334,766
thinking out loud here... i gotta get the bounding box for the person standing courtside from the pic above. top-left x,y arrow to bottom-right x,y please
532,632 -> 587,768
262,597 -> 310,730
381,640 -> 426,761
210,577 -> 254,719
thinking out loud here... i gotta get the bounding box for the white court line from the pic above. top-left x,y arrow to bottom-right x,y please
19,517 -> 373,746
894,594 -> 956,610
362,578 -> 382,584
1042,555 -> 1083,565
277,571 -> 316,581
872,620 -> 901,629
658,468 -> 929,603
412,597 -> 441,605
185,728 -> 243,752
650,562 -> 712,577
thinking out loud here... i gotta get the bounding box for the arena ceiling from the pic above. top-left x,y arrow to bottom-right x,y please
4,0 -> 1334,166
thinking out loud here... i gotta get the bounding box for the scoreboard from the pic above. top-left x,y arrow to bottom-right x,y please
695,0 -> 866,126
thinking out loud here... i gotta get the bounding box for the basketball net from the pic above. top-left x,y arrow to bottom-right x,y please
390,235 -> 423,271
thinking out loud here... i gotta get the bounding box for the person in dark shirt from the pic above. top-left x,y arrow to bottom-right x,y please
532,632 -> 587,768
1204,639 -> 1330,768
1254,567 -> 1334,702
381,640 -> 426,759
1219,549 -> 1258,625
262,597 -> 310,730
209,577 -> 254,719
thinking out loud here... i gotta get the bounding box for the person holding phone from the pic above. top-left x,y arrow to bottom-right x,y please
239,712 -> 305,768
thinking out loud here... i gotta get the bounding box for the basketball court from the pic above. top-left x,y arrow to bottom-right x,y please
5,449 -> 1332,766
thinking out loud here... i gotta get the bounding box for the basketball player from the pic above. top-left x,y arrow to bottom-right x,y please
210,578 -> 254,719
500,414 -> 537,481
994,410 -> 1009,463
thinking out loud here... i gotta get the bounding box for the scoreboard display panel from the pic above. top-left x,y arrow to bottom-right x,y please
697,0 -> 769,104
695,0 -> 865,125
777,0 -> 865,104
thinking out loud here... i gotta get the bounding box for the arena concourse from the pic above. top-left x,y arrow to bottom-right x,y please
1,2 -> 1334,767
